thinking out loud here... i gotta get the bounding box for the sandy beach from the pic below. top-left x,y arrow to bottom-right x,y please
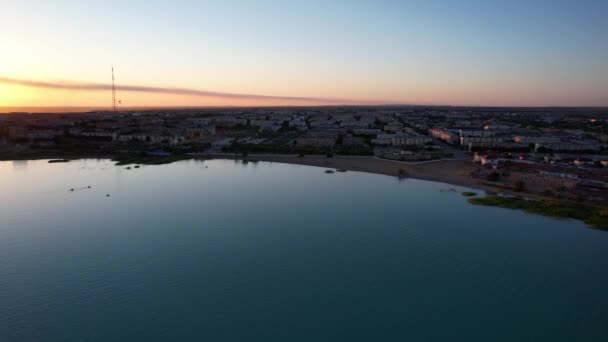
212,154 -> 493,192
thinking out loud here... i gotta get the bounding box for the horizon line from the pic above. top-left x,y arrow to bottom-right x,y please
1,76 -> 607,110
0,76 -> 382,106
1,104 -> 607,115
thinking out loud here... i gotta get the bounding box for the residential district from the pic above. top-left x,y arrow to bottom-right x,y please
1,106 -> 607,204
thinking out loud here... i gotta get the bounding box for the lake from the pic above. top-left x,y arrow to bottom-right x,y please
0,159 -> 607,341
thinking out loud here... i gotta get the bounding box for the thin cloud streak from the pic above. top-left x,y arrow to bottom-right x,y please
0,76 -> 377,105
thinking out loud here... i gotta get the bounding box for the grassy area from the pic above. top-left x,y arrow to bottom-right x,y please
462,191 -> 478,197
468,196 -> 608,230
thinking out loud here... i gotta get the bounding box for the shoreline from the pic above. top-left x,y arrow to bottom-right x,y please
4,153 -> 607,228
0,152 -> 544,197
0,152 -> 598,203
212,154 -> 510,195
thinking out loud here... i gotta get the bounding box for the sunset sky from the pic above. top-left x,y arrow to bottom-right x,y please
1,0 -> 607,108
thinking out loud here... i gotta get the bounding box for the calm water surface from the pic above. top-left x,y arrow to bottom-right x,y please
0,159 -> 607,341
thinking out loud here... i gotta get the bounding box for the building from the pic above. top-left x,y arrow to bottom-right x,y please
82,130 -> 117,140
392,134 -> 432,146
429,128 -> 459,144
383,122 -> 403,132
294,136 -> 336,147
352,128 -> 382,136
473,151 -> 498,167
460,136 -> 506,150
371,134 -> 396,146
452,127 -> 495,138
534,140 -> 603,152
7,126 -> 27,138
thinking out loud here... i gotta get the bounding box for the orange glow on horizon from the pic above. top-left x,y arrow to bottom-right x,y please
0,84 -> 40,107
1,75 -> 607,109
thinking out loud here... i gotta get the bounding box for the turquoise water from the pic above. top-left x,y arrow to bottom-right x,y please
0,159 -> 607,341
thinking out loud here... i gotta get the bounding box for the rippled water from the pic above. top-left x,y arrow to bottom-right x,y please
0,159 -> 607,341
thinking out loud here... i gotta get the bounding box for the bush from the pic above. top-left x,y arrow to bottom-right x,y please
513,180 -> 526,192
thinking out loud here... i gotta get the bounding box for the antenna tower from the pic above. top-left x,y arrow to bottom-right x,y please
111,66 -> 117,112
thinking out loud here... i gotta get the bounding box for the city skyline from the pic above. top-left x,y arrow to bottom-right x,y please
1,0 -> 607,108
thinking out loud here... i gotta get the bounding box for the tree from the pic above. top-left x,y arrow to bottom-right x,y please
513,179 -> 526,192
486,172 -> 499,182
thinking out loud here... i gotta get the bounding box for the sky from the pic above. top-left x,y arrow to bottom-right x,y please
0,0 -> 607,108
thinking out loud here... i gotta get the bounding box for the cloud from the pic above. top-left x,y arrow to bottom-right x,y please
0,76 -> 370,105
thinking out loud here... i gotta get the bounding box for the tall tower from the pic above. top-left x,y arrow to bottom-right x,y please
111,66 -> 117,112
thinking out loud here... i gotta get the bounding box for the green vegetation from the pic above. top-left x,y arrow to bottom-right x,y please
223,142 -> 373,156
468,196 -> 608,230
513,179 -> 526,192
388,151 -> 452,162
113,153 -> 193,166
224,142 -> 327,155
462,191 -> 478,197
434,152 -> 454,159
